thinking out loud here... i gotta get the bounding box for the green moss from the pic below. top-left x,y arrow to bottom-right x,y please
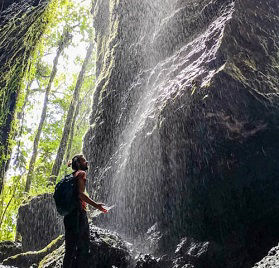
224,61 -> 247,85
38,238 -> 64,268
243,58 -> 257,71
3,235 -> 64,267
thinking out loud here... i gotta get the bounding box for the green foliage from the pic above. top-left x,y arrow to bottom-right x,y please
0,175 -> 25,240
0,0 -> 96,242
0,0 -> 68,194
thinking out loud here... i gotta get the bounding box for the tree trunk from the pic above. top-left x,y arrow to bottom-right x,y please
24,31 -> 72,193
64,100 -> 80,167
64,86 -> 94,166
49,42 -> 94,183
0,175 -> 21,230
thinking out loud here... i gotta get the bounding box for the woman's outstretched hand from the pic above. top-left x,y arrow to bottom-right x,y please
97,203 -> 108,213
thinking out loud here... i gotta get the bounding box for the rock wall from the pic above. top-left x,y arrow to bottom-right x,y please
0,0 -> 51,192
84,0 -> 279,267
252,243 -> 279,268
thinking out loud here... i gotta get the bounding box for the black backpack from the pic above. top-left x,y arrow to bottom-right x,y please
53,173 -> 78,216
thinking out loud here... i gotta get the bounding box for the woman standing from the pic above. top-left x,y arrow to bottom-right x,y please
63,154 -> 107,268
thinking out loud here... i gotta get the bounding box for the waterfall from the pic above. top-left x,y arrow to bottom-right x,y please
88,0 -> 235,239
84,0 -> 279,262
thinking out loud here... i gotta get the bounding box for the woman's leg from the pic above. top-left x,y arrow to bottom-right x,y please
63,209 -> 79,268
76,209 -> 90,267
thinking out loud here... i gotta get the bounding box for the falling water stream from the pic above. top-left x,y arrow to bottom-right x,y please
89,0 -> 236,245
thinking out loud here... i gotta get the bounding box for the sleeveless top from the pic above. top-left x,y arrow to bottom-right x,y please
74,170 -> 87,211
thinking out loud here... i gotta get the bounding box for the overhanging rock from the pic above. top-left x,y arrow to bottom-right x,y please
0,0 -> 51,191
84,0 -> 279,267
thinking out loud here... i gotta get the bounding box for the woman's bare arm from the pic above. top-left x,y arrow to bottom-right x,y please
77,172 -> 106,212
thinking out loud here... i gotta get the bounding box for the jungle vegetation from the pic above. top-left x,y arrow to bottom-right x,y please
0,0 -> 95,241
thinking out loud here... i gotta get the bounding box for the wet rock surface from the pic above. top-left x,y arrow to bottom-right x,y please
0,241 -> 22,263
39,225 -> 132,268
17,193 -> 63,251
143,223 -> 164,255
84,0 -> 279,267
2,235 -> 64,268
1,225 -> 132,268
171,237 -> 221,268
252,244 -> 279,268
3,223 -> 279,268
134,237 -> 222,268
134,254 -> 173,268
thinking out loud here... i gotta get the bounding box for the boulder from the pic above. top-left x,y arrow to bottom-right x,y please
39,225 -> 132,268
17,194 -> 63,251
2,236 -> 64,268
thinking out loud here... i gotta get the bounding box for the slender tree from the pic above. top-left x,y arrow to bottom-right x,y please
49,41 -> 94,183
64,85 -> 94,166
24,30 -> 72,193
64,98 -> 80,165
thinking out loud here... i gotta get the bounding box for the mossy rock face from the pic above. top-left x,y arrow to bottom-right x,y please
84,0 -> 279,267
0,0 -> 51,191
39,225 -> 132,268
2,235 -> 64,268
0,241 -> 22,263
38,243 -> 64,268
